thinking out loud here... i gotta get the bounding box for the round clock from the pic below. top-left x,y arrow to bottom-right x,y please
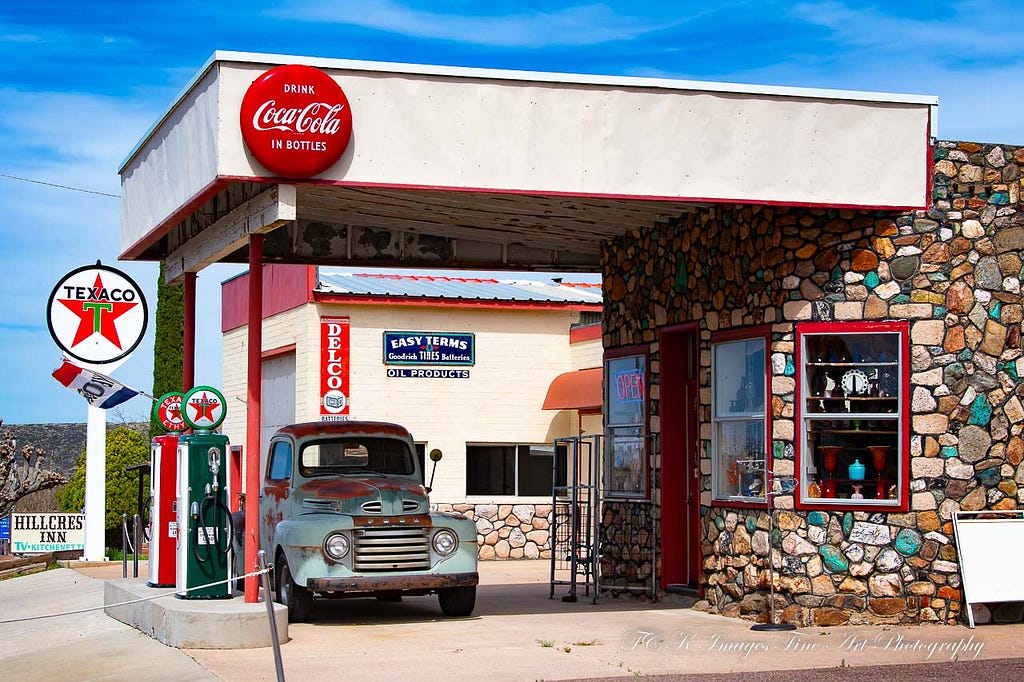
840,368 -> 869,395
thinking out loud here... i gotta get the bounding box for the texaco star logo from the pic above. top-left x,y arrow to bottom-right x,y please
182,385 -> 227,431
47,263 -> 148,364
153,392 -> 186,433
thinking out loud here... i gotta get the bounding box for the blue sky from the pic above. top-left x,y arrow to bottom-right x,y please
1,1 -> 1022,424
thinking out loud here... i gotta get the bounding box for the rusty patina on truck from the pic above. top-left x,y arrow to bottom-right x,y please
239,421 -> 478,622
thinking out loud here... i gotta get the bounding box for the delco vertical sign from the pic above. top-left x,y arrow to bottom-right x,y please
239,64 -> 354,179
320,317 -> 351,421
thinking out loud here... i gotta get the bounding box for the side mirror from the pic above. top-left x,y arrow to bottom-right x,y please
425,449 -> 443,492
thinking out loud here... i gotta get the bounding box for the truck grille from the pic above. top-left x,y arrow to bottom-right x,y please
354,527 -> 430,571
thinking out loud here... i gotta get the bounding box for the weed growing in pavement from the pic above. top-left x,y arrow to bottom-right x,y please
537,640 -> 553,648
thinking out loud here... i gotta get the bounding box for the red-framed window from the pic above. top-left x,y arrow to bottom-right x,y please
794,321 -> 910,512
710,326 -> 771,506
604,344 -> 649,498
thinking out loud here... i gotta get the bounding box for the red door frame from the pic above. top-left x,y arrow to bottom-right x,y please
659,322 -> 701,589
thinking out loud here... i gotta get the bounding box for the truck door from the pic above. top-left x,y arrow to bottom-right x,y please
261,438 -> 293,554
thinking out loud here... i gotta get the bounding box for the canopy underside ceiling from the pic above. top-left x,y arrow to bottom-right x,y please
156,181 -> 701,281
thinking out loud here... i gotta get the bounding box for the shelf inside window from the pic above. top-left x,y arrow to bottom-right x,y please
797,323 -> 907,510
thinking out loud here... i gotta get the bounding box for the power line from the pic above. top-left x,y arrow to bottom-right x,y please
0,173 -> 120,198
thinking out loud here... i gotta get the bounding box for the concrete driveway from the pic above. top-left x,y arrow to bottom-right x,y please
4,559 -> 1024,681
182,561 -> 1021,682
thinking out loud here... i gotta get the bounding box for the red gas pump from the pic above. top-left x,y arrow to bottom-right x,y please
148,434 -> 180,587
149,392 -> 187,588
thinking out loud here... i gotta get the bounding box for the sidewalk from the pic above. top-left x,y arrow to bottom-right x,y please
3,559 -> 1022,681
0,566 -> 214,681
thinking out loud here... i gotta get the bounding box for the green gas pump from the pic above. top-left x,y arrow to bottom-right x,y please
175,386 -> 233,600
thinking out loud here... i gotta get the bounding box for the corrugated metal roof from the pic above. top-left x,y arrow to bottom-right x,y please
315,271 -> 602,304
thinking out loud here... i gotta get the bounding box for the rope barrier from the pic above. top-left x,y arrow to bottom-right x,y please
0,566 -> 272,625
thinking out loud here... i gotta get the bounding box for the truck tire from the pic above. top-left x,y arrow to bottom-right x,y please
437,585 -> 476,617
275,554 -> 312,623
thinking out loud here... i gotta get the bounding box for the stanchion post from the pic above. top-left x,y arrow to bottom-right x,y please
132,513 -> 140,578
258,550 -> 285,682
121,513 -> 128,578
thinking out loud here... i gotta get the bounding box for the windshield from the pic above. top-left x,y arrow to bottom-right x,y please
299,437 -> 416,477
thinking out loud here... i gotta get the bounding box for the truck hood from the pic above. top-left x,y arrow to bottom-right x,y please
296,476 -> 429,516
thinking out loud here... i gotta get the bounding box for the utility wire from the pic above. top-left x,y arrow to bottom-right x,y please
0,173 -> 120,198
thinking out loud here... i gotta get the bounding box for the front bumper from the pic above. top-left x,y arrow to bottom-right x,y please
307,571 -> 479,593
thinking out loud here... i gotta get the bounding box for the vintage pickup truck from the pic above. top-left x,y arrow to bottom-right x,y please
236,421 -> 479,622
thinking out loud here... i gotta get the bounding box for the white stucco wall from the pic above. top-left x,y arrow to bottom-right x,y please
222,302 -> 585,505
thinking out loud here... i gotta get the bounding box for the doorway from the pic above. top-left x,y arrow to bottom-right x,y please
659,324 -> 701,591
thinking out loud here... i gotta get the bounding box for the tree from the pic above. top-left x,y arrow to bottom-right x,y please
0,418 -> 67,518
149,261 -> 184,439
58,426 -> 149,546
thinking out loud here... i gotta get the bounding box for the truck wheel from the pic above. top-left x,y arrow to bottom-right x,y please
438,586 -> 476,617
275,555 -> 312,623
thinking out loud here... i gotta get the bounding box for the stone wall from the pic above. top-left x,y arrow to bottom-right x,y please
433,503 -> 552,559
599,500 -> 657,594
602,141 -> 1023,624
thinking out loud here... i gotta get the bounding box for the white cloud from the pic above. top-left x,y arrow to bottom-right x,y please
790,1 -> 1024,61
0,86 -> 240,422
271,0 -> 688,47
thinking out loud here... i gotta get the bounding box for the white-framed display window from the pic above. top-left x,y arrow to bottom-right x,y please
796,321 -> 909,511
711,328 -> 769,504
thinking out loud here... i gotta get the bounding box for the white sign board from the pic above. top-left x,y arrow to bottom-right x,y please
11,513 -> 86,553
952,510 -> 1024,627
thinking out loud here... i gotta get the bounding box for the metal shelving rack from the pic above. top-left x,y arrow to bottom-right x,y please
740,457 -> 798,632
549,434 -> 601,603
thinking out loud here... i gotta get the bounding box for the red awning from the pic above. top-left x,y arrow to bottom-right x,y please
542,367 -> 603,411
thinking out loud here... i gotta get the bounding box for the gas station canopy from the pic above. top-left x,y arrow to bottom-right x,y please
119,51 -> 936,280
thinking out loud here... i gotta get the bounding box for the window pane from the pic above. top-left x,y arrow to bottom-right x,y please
607,355 -> 645,426
518,445 -> 554,496
798,325 -> 906,507
714,419 -> 765,498
606,428 -> 644,495
299,438 -> 415,477
415,443 -> 426,484
267,441 -> 292,481
714,339 -> 765,416
466,445 -> 515,495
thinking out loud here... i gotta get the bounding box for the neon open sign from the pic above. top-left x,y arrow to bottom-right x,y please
615,369 -> 644,402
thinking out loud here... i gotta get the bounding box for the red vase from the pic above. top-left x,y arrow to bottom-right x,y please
819,446 -> 841,477
868,445 -> 889,475
822,479 -> 837,498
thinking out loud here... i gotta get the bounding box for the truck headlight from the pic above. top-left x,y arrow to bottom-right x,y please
432,529 -> 458,556
323,532 -> 351,560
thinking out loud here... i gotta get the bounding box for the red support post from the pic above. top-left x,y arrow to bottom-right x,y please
244,236 -> 263,603
183,271 -> 197,392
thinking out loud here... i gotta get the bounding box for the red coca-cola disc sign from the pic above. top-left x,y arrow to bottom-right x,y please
239,64 -> 353,179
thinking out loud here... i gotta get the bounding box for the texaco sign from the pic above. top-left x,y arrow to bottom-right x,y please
47,262 -> 148,365
182,385 -> 227,431
153,392 -> 187,433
